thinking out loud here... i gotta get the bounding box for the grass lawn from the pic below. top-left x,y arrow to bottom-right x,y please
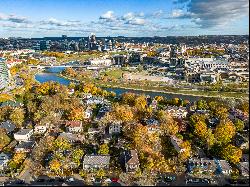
101,69 -> 124,79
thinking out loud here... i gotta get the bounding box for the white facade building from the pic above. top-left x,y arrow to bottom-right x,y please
14,129 -> 33,142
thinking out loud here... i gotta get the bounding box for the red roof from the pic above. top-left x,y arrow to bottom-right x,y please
65,121 -> 82,127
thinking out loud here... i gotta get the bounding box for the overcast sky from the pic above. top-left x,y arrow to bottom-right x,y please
0,0 -> 249,38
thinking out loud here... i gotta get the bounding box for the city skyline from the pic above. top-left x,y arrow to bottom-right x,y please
0,0 -> 249,38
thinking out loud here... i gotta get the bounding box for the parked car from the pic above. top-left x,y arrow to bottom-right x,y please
16,180 -> 25,184
37,179 -> 45,182
66,177 -> 75,182
103,178 -> 112,183
111,178 -> 119,182
164,175 -> 176,182
48,179 -> 55,183
95,178 -> 102,183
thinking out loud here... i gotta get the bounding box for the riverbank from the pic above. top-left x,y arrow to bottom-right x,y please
58,73 -> 248,99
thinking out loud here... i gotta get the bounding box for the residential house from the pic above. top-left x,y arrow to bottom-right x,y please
14,141 -> 35,153
0,152 -> 10,170
58,132 -> 83,143
217,160 -> 232,176
34,123 -> 47,134
96,105 -> 112,121
145,118 -> 160,133
83,108 -> 92,119
229,108 -> 249,123
108,121 -> 122,135
88,128 -> 101,135
170,135 -> 185,152
165,106 -> 188,119
101,134 -> 112,144
187,158 -> 232,176
0,120 -> 15,134
0,101 -> 23,108
187,158 -> 217,174
175,118 -> 187,132
14,129 -> 33,142
237,162 -> 249,177
234,133 -> 249,150
65,121 -> 83,133
124,150 -> 140,173
83,155 -> 110,170
150,99 -> 158,109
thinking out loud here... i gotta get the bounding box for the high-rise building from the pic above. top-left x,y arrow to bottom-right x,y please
0,58 -> 9,90
88,33 -> 97,50
40,40 -> 51,51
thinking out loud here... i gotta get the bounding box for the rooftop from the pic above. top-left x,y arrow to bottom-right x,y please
83,155 -> 110,165
0,120 -> 15,133
15,128 -> 33,135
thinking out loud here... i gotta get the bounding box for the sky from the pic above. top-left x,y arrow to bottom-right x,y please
0,0 -> 249,38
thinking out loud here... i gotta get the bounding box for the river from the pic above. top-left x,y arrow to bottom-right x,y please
35,67 -> 202,102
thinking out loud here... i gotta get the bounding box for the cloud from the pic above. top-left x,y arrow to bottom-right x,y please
40,18 -> 81,27
99,11 -> 116,22
8,15 -> 29,23
0,13 -> 30,23
120,12 -> 146,25
174,0 -> 249,28
151,10 -> 164,18
125,18 -> 146,25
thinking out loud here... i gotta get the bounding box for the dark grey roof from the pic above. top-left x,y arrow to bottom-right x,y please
146,118 -> 159,126
0,101 -> 23,108
0,120 -> 15,133
15,141 -> 35,149
0,152 -> 10,161
15,128 -> 33,135
58,132 -> 79,141
83,155 -> 110,165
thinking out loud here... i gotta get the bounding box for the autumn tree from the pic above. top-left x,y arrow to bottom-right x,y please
53,137 -> 71,152
72,149 -> 84,166
134,95 -> 147,110
178,141 -> 192,162
0,128 -> 11,150
214,119 -> 236,146
234,119 -> 244,132
197,99 -> 208,110
98,143 -> 109,155
158,110 -> 179,135
111,103 -> 134,122
221,144 -> 242,164
0,106 -> 11,121
65,106 -> 84,121
49,159 -> 62,174
121,92 -> 136,106
9,108 -> 25,128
